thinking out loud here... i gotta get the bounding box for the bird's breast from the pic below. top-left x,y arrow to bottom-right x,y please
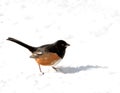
35,52 -> 61,66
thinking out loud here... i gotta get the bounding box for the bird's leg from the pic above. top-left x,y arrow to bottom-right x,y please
52,66 -> 58,71
38,65 -> 44,75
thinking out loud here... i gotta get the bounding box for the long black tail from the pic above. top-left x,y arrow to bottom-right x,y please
7,37 -> 37,53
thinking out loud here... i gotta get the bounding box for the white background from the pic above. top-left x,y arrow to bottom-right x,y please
0,0 -> 120,93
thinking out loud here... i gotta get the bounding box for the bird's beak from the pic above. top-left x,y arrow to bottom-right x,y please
67,43 -> 70,46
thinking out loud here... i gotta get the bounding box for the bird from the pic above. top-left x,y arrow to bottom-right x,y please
7,37 -> 70,74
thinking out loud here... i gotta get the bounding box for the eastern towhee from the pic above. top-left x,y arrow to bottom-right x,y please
7,37 -> 70,74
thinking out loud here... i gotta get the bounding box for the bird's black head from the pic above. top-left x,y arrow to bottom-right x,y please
54,40 -> 70,58
55,40 -> 70,48
48,40 -> 70,58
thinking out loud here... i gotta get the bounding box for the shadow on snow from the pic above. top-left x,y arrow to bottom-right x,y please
58,65 -> 107,74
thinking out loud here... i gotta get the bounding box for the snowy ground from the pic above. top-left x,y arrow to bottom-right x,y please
0,0 -> 120,93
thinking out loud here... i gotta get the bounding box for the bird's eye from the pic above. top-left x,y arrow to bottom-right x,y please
61,44 -> 64,46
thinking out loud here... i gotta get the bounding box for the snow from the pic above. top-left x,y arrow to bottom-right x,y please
0,0 -> 120,93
